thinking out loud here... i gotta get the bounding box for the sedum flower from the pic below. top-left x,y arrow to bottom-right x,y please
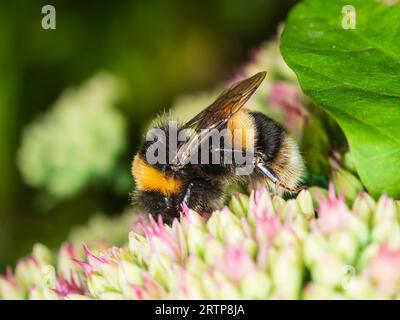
240,270 -> 271,299
267,82 -> 308,136
270,245 -> 303,299
296,189 -> 315,219
311,252 -> 348,289
352,192 -> 376,224
371,196 -> 400,246
207,207 -> 245,245
303,283 -> 344,300
17,72 -> 126,199
229,193 -> 249,218
316,184 -> 368,246
140,215 -> 186,263
2,187 -> 400,300
180,204 -> 207,256
332,169 -> 364,204
0,268 -> 24,300
249,188 -> 275,220
316,184 -> 354,235
53,275 -> 84,299
365,244 -> 400,295
219,245 -> 256,283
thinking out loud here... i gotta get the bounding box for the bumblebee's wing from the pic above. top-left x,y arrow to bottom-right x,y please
173,71 -> 266,167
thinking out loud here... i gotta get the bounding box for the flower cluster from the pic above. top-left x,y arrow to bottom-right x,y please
17,72 -> 127,199
2,186 -> 400,299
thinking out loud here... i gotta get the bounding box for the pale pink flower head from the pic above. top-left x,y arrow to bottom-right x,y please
0,267 -> 24,299
4,267 -> 18,289
58,243 -> 79,276
375,195 -> 397,223
73,243 -> 115,276
255,214 -> 283,246
249,188 -> 275,218
219,245 -> 255,283
180,203 -> 205,228
140,215 -> 183,262
268,82 -> 308,135
367,243 -> 400,293
53,275 -> 85,299
317,184 -> 352,235
130,214 -> 148,236
131,272 -> 165,300
59,243 -> 76,261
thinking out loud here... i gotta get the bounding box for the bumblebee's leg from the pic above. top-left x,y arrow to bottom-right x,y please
255,162 -> 279,183
182,182 -> 194,205
255,161 -> 303,193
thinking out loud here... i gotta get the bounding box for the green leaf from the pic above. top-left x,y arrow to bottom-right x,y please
281,0 -> 400,198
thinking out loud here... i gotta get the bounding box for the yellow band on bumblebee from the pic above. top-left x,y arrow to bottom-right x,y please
132,155 -> 182,196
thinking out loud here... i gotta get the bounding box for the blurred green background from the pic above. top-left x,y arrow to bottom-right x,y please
0,0 -> 298,270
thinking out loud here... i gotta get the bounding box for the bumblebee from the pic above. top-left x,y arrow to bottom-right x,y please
132,72 -> 304,224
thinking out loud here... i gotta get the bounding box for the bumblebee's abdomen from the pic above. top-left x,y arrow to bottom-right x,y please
250,112 -> 285,162
227,109 -> 256,151
249,112 -> 304,190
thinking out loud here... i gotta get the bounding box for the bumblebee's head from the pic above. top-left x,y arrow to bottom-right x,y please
131,153 -> 184,223
131,151 -> 225,221
135,189 -> 182,224
131,154 -> 183,197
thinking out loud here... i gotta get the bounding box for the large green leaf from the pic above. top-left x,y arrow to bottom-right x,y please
281,0 -> 400,198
